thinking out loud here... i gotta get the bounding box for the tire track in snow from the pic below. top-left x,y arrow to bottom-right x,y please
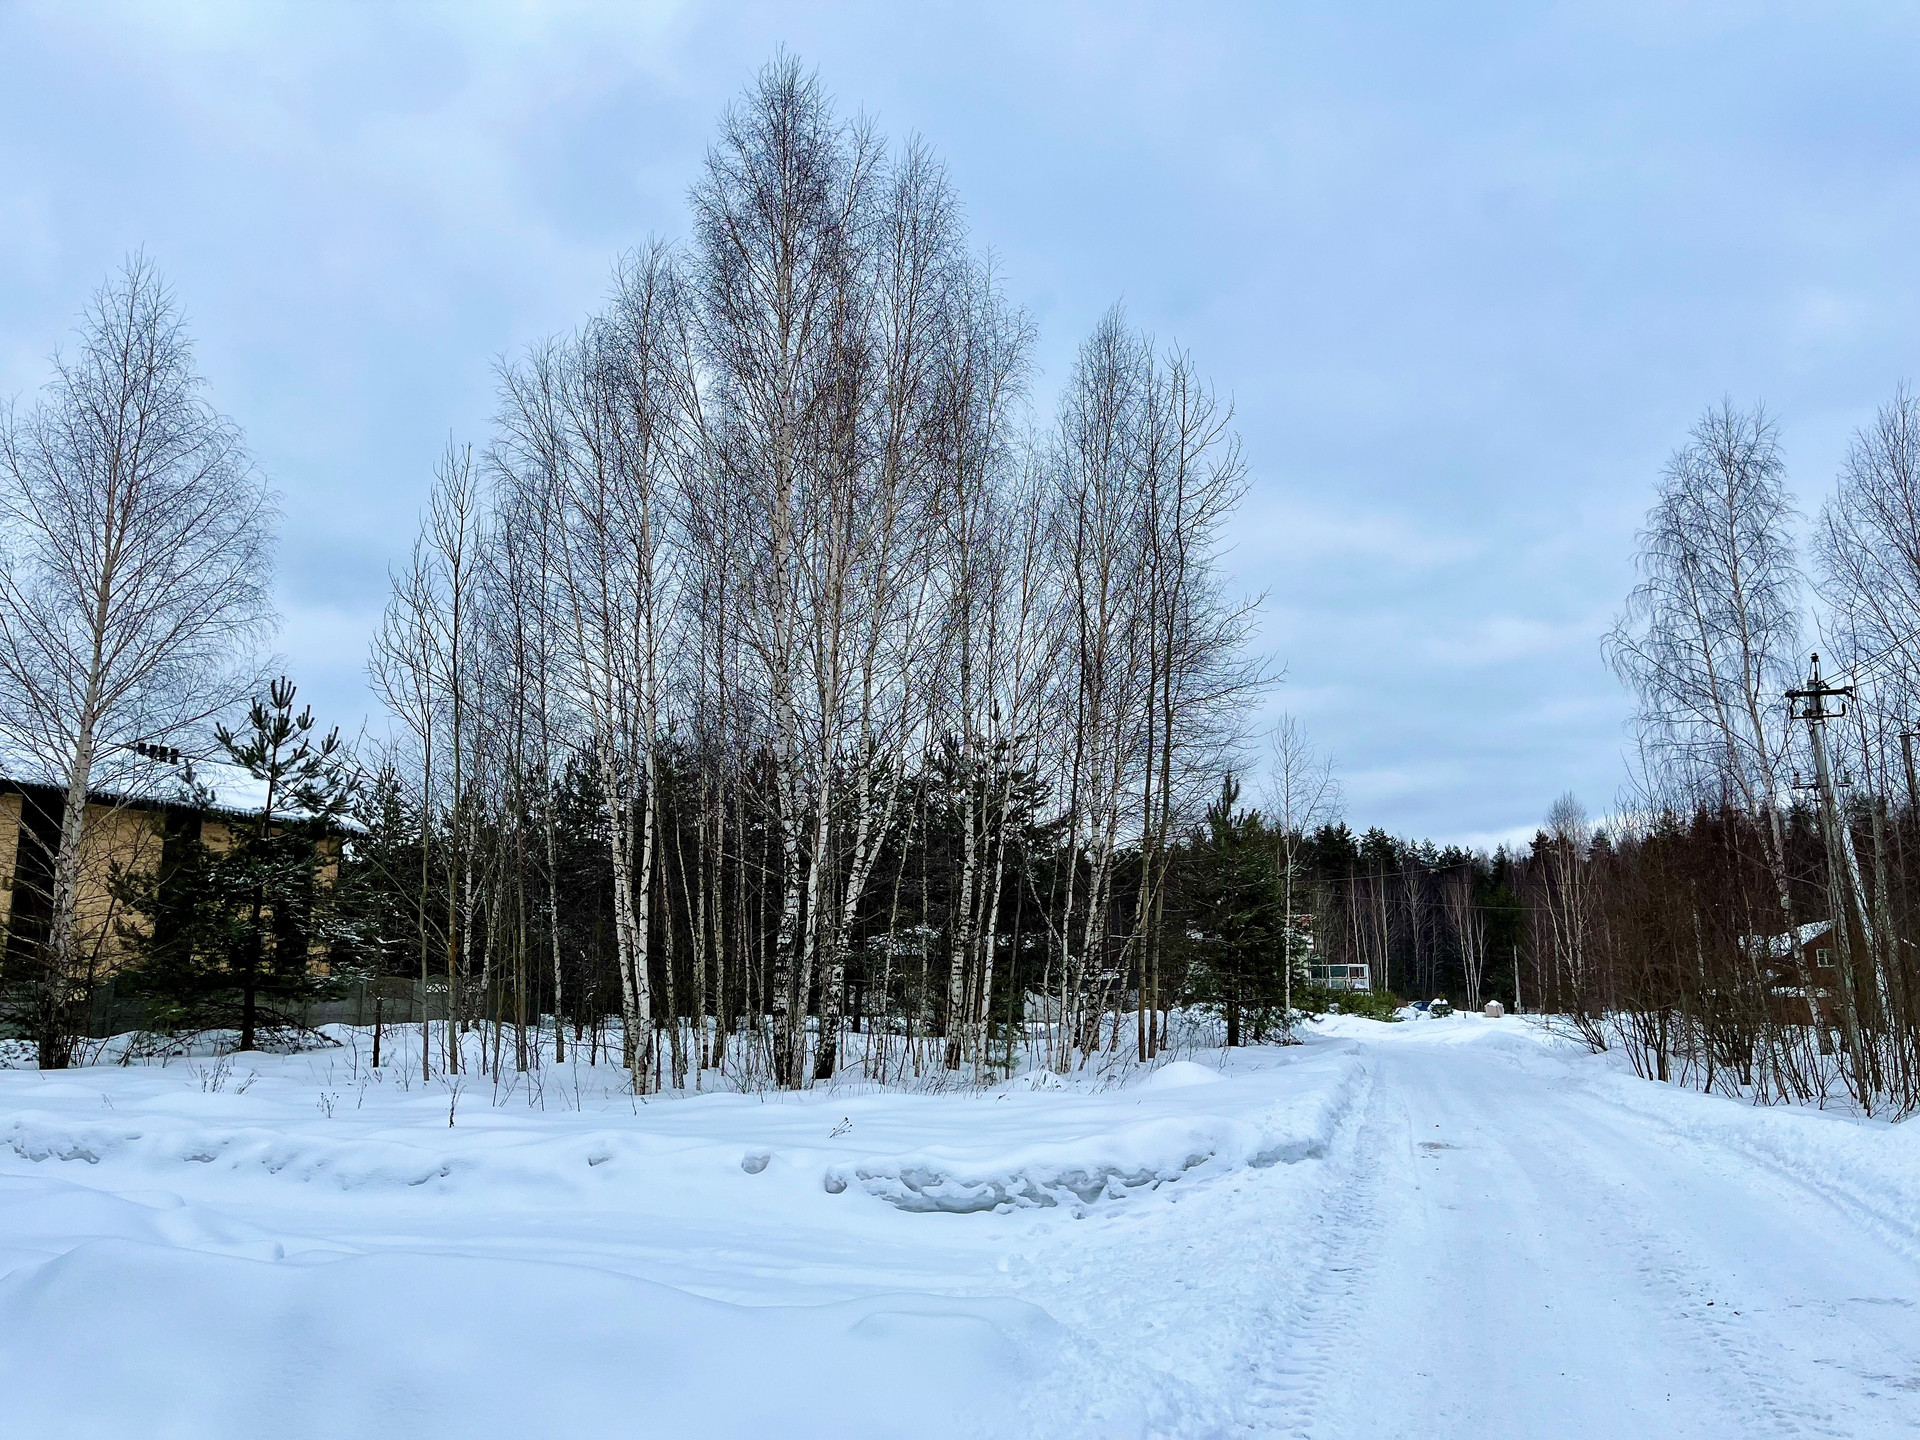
986,1052 -> 1383,1438
1536,1099 -> 1897,1438
1233,1060 -> 1392,1437
1377,1040 -> 1908,1438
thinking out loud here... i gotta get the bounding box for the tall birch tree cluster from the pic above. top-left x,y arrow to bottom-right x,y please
1582,396 -> 1920,1114
364,59 -> 1264,1092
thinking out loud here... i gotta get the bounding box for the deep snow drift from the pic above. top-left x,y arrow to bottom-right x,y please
1,1016 -> 1915,1438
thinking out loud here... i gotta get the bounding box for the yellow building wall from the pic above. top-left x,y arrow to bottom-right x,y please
0,792 -> 21,938
4,798 -> 339,982
200,816 -> 235,854
71,802 -> 165,981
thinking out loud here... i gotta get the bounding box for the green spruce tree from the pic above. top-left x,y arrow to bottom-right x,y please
118,679 -> 358,1049
1174,775 -> 1286,1047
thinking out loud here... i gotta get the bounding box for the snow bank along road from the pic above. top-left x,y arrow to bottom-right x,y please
0,1018 -> 1916,1438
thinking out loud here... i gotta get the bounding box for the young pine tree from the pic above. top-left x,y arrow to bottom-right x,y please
118,679 -> 358,1049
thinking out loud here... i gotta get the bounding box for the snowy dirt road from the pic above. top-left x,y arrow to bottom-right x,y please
988,1022 -> 1920,1438
2,1019 -> 1917,1438
1243,1031 -> 1920,1437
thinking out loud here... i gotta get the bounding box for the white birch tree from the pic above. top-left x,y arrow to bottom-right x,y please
0,258 -> 276,1067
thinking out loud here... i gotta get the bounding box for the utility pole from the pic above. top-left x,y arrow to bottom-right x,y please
1787,653 -> 1876,1106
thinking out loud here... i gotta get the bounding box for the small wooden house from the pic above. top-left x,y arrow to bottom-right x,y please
1748,921 -> 1840,1028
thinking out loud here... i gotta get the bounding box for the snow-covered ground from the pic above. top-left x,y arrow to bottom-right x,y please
2,1015 -> 1916,1437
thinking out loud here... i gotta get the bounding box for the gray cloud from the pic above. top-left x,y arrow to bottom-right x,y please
5,0 -> 1915,844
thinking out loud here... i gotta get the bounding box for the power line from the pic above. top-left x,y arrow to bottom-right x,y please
1825,620 -> 1920,690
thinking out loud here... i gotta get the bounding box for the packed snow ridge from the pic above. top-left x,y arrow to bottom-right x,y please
828,1058 -> 1355,1212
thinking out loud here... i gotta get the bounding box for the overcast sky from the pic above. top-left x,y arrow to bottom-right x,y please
5,2 -> 1918,845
